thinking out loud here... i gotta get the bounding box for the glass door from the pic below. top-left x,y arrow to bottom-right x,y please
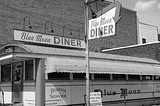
12,62 -> 23,104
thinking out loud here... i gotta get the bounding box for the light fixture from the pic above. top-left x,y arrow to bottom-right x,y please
44,21 -> 54,33
62,24 -> 72,36
86,0 -> 108,19
89,4 -> 97,19
23,16 -> 32,30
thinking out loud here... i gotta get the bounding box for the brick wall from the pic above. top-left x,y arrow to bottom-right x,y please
0,0 -> 138,52
104,43 -> 160,60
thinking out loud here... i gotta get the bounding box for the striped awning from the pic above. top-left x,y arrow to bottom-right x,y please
45,57 -> 160,75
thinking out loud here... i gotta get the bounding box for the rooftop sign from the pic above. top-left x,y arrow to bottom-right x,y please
88,1 -> 122,40
14,29 -> 85,49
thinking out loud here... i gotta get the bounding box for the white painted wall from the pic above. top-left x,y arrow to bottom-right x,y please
138,22 -> 158,44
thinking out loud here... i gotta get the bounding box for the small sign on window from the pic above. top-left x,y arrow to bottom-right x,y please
90,92 -> 102,106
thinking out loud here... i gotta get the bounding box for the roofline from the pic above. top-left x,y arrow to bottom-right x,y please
0,43 -> 32,52
1,52 -> 159,65
18,43 -> 160,64
139,22 -> 159,28
102,41 -> 160,52
0,43 -> 159,65
122,7 -> 137,13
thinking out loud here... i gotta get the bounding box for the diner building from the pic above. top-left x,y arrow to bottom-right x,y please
0,30 -> 160,106
0,0 -> 160,106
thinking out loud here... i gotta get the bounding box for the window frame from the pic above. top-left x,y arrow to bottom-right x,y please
25,59 -> 34,81
1,64 -> 12,82
128,75 -> 140,80
142,38 -> 146,43
94,73 -> 110,80
142,75 -> 153,80
48,72 -> 70,80
112,74 -> 126,80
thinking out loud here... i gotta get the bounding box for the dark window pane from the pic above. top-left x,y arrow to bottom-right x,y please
94,74 -> 110,80
154,76 -> 160,80
73,73 -> 92,80
113,74 -> 126,80
25,60 -> 33,80
128,75 -> 140,80
142,75 -> 152,80
48,72 -> 69,80
73,73 -> 86,80
1,64 -> 11,82
142,38 -> 146,43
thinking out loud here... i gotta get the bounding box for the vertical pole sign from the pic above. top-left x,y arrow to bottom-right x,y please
85,1 -> 122,106
89,1 -> 122,40
84,0 -> 90,106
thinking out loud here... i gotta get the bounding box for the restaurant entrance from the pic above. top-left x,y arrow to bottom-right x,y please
12,62 -> 23,103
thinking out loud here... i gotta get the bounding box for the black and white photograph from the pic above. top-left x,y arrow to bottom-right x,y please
0,0 -> 160,106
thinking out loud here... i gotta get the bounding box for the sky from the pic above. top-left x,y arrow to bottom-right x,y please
116,0 -> 160,34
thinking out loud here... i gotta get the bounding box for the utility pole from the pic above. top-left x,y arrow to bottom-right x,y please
84,0 -> 90,106
84,0 -> 119,106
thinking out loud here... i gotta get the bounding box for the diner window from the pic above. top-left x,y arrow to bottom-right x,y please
113,74 -> 126,80
128,75 -> 140,80
154,75 -> 160,80
48,72 -> 70,80
25,60 -> 34,80
94,74 -> 110,80
142,75 -> 152,80
73,73 -> 91,80
1,64 -> 11,82
73,73 -> 85,80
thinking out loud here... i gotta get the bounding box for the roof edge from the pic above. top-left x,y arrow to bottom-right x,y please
0,43 -> 32,53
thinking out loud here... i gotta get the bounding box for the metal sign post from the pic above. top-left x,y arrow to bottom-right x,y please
84,0 -> 90,106
84,1 -> 121,106
88,1 -> 122,40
